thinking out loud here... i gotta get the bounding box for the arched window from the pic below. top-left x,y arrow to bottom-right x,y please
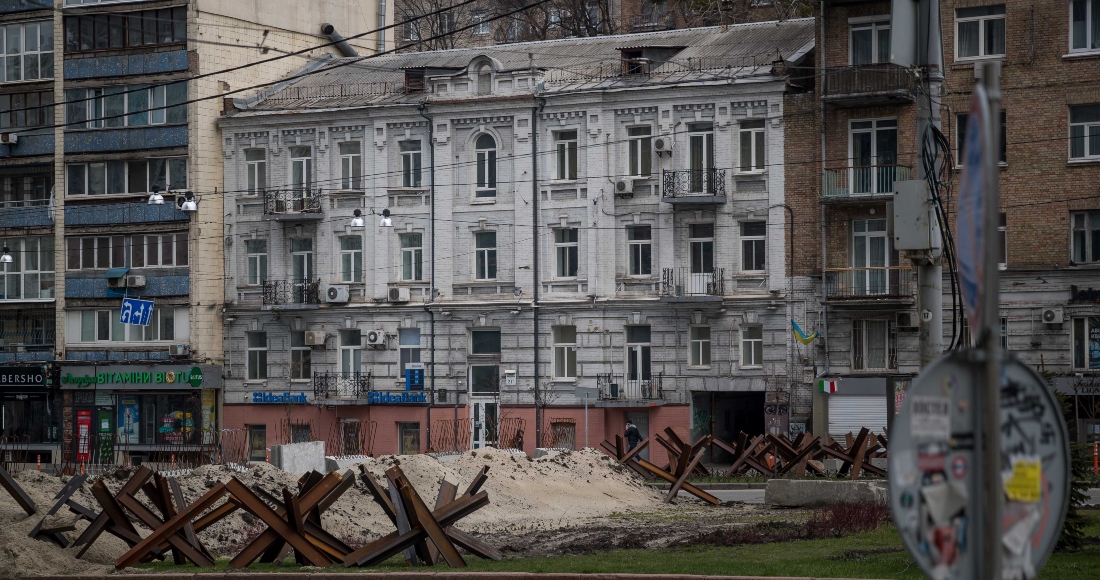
477,64 -> 492,95
475,134 -> 497,198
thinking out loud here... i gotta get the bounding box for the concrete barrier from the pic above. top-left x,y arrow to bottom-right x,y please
270,441 -> 326,474
325,455 -> 370,472
765,479 -> 888,508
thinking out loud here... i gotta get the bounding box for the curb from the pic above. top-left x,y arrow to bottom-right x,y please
648,482 -> 766,490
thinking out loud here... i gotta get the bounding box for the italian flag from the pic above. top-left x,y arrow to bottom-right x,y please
819,379 -> 838,394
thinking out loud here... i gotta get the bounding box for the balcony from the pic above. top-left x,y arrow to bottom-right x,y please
824,267 -> 915,301
823,165 -> 910,200
595,373 -> 665,406
662,169 -> 727,204
262,279 -> 320,309
631,11 -> 672,30
262,189 -> 324,221
660,267 -> 724,302
823,64 -> 917,107
0,271 -> 55,301
313,371 -> 372,401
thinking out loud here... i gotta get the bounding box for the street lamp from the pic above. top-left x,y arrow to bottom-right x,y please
0,246 -> 11,264
351,208 -> 365,228
147,184 -> 164,205
379,208 -> 393,228
179,191 -> 197,212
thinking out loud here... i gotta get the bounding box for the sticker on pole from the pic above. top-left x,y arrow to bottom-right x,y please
910,396 -> 952,441
955,86 -> 991,333
1004,456 -> 1042,503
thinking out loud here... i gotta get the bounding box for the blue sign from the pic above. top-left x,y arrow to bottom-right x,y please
956,86 -> 990,333
120,298 -> 155,326
405,362 -> 425,390
368,391 -> 427,404
252,392 -> 308,404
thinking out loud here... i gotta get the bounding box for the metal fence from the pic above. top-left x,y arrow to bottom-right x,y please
661,267 -> 724,297
262,189 -> 323,214
313,371 -> 372,399
824,267 -> 915,299
662,168 -> 726,198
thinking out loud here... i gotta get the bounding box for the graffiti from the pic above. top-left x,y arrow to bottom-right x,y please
691,410 -> 712,437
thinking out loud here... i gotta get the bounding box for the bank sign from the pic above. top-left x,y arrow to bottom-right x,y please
252,392 -> 308,404
59,365 -> 222,390
368,391 -> 428,404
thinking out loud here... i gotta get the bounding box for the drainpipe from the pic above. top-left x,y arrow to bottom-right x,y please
418,103 -> 435,452
532,95 -> 546,451
320,24 -> 359,57
817,0 -> 830,382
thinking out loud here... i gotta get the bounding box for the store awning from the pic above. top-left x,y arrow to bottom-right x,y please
104,267 -> 130,279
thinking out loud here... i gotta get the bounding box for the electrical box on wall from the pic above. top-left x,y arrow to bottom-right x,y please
893,180 -> 941,251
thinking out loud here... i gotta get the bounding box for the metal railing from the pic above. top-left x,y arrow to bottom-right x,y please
631,11 -> 672,29
0,198 -> 49,209
824,64 -> 917,99
853,352 -> 899,372
823,165 -> 911,198
661,267 -> 724,297
662,169 -> 726,198
262,189 -> 323,215
0,329 -> 55,351
824,267 -> 915,299
596,373 -> 664,401
313,371 -> 372,399
262,279 -> 321,306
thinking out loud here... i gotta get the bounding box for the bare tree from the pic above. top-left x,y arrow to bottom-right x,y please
490,0 -> 616,43
395,0 -> 479,51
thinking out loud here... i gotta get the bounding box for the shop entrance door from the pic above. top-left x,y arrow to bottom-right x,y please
398,422 -> 420,455
471,400 -> 498,449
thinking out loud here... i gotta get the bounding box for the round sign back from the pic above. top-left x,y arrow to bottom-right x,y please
889,351 -> 1069,580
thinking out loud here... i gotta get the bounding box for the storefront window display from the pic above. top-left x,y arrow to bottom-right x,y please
1,393 -> 61,443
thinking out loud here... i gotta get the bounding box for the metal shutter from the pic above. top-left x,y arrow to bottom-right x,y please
828,395 -> 888,441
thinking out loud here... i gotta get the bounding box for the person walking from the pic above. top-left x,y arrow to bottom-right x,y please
624,421 -> 642,451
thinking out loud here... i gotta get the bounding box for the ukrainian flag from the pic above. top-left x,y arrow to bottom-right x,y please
791,319 -> 818,345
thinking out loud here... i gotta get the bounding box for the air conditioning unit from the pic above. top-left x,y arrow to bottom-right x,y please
125,275 -> 146,288
653,136 -> 673,156
168,344 -> 189,357
1041,308 -> 1064,324
366,329 -> 387,346
388,287 -> 410,303
304,330 -> 326,346
324,284 -> 349,303
107,277 -> 127,289
614,178 -> 633,197
0,133 -> 18,144
896,311 -> 919,330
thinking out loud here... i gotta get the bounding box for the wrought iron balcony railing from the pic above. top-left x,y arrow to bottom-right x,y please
262,279 -> 321,306
662,169 -> 726,199
313,371 -> 372,399
596,373 -> 664,401
262,189 -> 323,215
661,267 -> 724,297
823,165 -> 911,198
824,267 -> 915,299
631,11 -> 672,29
823,64 -> 917,103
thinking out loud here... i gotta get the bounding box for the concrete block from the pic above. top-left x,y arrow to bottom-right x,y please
534,448 -> 563,459
764,479 -> 888,508
324,455 -> 369,473
271,441 -> 325,475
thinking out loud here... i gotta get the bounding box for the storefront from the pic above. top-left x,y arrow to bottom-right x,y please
58,364 -> 222,464
0,365 -> 60,462
1053,376 -> 1100,443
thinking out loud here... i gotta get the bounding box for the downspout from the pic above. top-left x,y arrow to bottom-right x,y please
817,0 -> 830,381
533,95 -> 546,452
418,103 -> 435,452
320,24 -> 359,57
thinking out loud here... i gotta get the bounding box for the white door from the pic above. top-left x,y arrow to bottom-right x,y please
852,219 -> 889,295
827,395 -> 888,442
471,401 -> 498,449
688,224 -> 714,295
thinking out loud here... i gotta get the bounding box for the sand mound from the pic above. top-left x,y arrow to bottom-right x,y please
0,448 -> 665,576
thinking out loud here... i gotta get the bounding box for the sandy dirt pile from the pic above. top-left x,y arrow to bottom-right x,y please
0,448 -> 669,576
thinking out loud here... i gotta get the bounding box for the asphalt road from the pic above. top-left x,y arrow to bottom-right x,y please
681,488 -> 1100,506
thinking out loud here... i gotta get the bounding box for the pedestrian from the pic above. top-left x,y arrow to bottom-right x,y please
624,421 -> 642,451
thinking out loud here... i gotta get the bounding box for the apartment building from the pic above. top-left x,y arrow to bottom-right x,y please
219,21 -> 814,462
786,0 -> 1100,442
0,0 -> 382,469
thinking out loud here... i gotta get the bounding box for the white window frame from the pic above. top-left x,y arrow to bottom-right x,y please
65,157 -> 187,196
475,134 -> 497,197
339,141 -> 362,190
1072,316 -> 1100,370
66,235 -> 125,270
245,239 -> 267,285
474,231 -> 497,281
849,19 -> 891,65
1070,104 -> 1100,160
554,130 -> 578,180
627,126 -> 652,177
473,12 -> 490,35
740,325 -> 762,367
955,5 -> 1006,61
65,84 -> 185,129
245,149 -> 266,194
738,120 -> 766,173
552,325 -> 577,380
400,232 -> 423,281
852,319 -> 898,371
741,221 -> 767,272
400,140 -> 422,188
340,329 -> 362,376
0,236 -> 54,301
0,21 -> 54,83
1071,0 -> 1100,52
399,328 -> 421,374
998,212 -> 1007,270
689,325 -> 711,368
247,331 -> 267,380
339,235 -> 363,283
290,331 -> 311,380
626,326 -> 652,387
402,21 -> 420,41
627,225 -> 652,277
77,306 -> 177,343
1073,211 -> 1100,263
133,232 -> 188,268
554,227 -> 578,279
289,146 -> 313,190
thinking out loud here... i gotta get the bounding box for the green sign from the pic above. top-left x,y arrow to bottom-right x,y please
188,366 -> 203,388
61,367 -> 205,389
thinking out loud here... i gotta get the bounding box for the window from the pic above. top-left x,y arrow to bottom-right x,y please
626,326 -> 651,388
555,130 -> 578,180
738,120 -> 766,172
689,223 -> 714,276
998,212 -> 1007,269
1073,317 -> 1100,370
290,331 -> 311,380
554,228 -> 579,278
741,221 -> 766,272
65,236 -> 125,270
340,329 -> 362,376
552,326 -> 577,380
474,232 -> 497,280
475,134 -> 497,197
247,332 -> 268,380
473,12 -> 490,35
0,236 -> 54,300
339,141 -> 362,190
957,111 -> 1007,164
850,20 -> 890,65
131,232 -> 188,267
1000,316 -> 1009,350
852,218 -> 892,294
849,119 -> 898,194
688,122 -> 715,192
0,21 -> 53,82
1070,104 -> 1100,160
741,325 -> 762,367
245,149 -> 266,194
74,306 -> 178,342
853,319 -> 898,370
1074,211 -> 1100,263
471,329 -> 502,355
1072,0 -> 1100,51
245,239 -> 267,285
65,84 -> 186,129
0,91 -> 53,129
400,140 -> 422,188
339,236 -> 363,283
627,126 -> 652,176
956,5 -> 1006,60
469,365 -> 499,394
401,21 -> 420,41
248,425 -> 266,461
290,146 -> 312,191
64,7 -> 185,51
66,157 -> 187,195
0,175 -> 49,208
400,233 -> 423,281
690,326 -> 711,367
627,225 -> 651,276
399,328 -> 421,374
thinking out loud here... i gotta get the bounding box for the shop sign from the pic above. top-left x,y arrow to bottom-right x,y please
368,391 -> 428,404
1070,285 -> 1100,303
252,392 -> 309,404
60,365 -> 222,390
0,365 -> 48,400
